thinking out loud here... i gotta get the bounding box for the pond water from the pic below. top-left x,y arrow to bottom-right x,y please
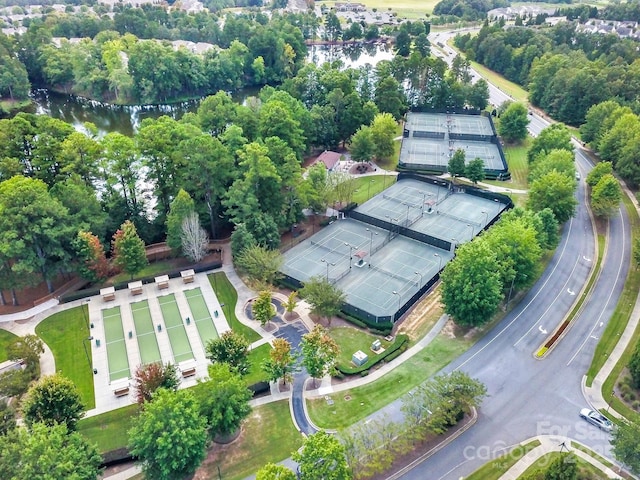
29,42 -> 394,136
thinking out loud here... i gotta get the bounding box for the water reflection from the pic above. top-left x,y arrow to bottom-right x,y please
30,43 -> 394,136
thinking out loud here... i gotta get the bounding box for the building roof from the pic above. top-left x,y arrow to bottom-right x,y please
316,150 -> 342,170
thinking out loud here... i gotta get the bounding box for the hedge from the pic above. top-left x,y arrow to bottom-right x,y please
336,334 -> 409,376
337,312 -> 393,335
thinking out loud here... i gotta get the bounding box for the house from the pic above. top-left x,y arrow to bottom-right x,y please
315,151 -> 342,171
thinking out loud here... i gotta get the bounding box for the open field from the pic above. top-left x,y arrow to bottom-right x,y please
36,305 -> 96,409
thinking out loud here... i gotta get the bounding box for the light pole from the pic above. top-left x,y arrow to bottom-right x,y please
434,253 -> 442,271
451,237 -> 457,252
366,228 -> 378,257
83,336 -> 97,374
368,178 -> 374,199
82,299 -> 91,331
345,242 -> 354,269
321,259 -> 336,281
414,271 -> 423,288
481,210 -> 488,227
392,290 -> 401,310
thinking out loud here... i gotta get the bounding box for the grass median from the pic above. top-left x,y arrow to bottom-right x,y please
208,272 -> 261,343
36,305 -> 95,409
465,439 -> 540,480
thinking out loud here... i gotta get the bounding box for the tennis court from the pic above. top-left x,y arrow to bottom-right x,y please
400,138 -> 503,170
130,300 -> 162,365
405,112 -> 493,136
184,288 -> 219,347
157,294 -> 194,364
101,306 -> 130,382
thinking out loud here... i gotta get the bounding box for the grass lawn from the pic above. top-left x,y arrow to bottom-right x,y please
465,439 -> 540,480
200,400 -> 303,480
307,333 -> 471,429
78,404 -> 139,453
0,328 -> 18,362
570,441 -> 613,469
351,174 -> 396,204
35,305 -> 96,409
317,0 -> 439,18
521,452 -> 611,478
329,326 -> 390,368
470,60 -> 529,104
245,343 -> 272,386
109,261 -> 179,285
208,272 -> 261,343
493,138 -> 530,191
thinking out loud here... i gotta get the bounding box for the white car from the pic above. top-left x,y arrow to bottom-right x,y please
580,408 -> 613,432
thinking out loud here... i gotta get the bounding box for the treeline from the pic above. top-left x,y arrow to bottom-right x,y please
433,0 -> 509,22
0,34 -> 29,103
454,22 -> 640,125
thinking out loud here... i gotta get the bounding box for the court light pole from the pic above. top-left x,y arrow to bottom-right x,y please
368,178 -> 374,199
366,228 -> 378,258
467,223 -> 474,240
82,299 -> 91,331
321,259 -> 336,281
434,253 -> 442,271
414,271 -> 423,288
345,242 -> 354,269
83,336 -> 96,374
392,290 -> 401,310
481,210 -> 488,227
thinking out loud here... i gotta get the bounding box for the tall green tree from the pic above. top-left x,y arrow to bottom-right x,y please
0,399 -> 16,436
300,276 -> 346,326
370,113 -> 398,161
465,157 -> 485,184
544,453 -> 577,480
256,463 -> 296,480
527,123 -> 573,163
441,240 -> 503,327
292,431 -> 351,480
205,330 -> 250,375
112,220 -> 147,279
528,149 -> 575,183
448,149 -> 466,179
0,422 -> 102,480
253,290 -> 276,327
498,102 -> 529,144
591,174 -> 622,218
235,245 -> 283,287
22,373 -> 84,432
585,161 -> 613,187
262,338 -> 297,385
165,188 -> 195,253
73,231 -> 110,283
349,126 -> 375,163
300,325 -> 339,386
129,388 -> 208,480
195,363 -> 253,437
527,170 -> 577,223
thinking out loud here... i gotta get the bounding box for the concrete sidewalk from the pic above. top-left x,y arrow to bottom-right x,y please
498,436 -> 622,479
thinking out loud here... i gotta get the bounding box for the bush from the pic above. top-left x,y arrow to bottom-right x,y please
248,381 -> 270,396
360,370 -> 369,377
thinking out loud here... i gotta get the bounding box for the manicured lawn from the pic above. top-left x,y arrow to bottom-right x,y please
307,333 -> 472,429
317,0 -> 440,18
0,328 -> 18,362
470,60 -> 529,104
200,400 -> 303,480
351,175 -> 396,205
329,326 -> 390,368
465,439 -> 540,480
495,138 -> 530,191
78,404 -> 140,453
109,260 -> 178,285
245,343 -> 272,386
208,272 -> 261,343
521,452 -> 610,478
35,305 -> 95,409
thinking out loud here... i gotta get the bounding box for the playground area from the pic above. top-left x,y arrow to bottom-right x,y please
281,176 -> 509,323
399,112 -> 509,178
87,273 -> 231,413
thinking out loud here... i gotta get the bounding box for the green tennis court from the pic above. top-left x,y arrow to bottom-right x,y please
157,294 -> 194,364
184,288 -> 219,346
101,306 -> 130,382
130,300 -> 162,365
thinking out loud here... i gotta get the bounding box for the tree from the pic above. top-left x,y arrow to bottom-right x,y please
73,231 -> 110,283
253,290 -> 276,327
591,174 -> 622,218
612,420 -> 640,475
349,126 -> 375,163
292,431 -> 351,480
181,212 -> 209,263
498,102 -> 529,143
527,123 -> 573,164
448,149 -> 466,179
395,29 -> 411,57
300,276 -> 346,326
284,291 -> 298,319
536,208 -> 560,250
7,334 -> 44,379
528,149 -> 575,183
133,362 -> 179,404
0,399 -> 16,436
441,240 -> 503,327
370,113 -> 398,160
112,220 -> 148,279
465,157 -> 485,184
629,342 -> 640,388
300,325 -> 339,385
128,388 -> 208,480
235,245 -> 283,287
256,463 -> 296,480
166,188 -> 195,253
586,161 -> 613,187
195,363 -> 253,437
205,330 -> 250,375
544,453 -> 577,480
262,338 -> 297,385
528,170 -> 577,223
231,223 -> 257,260
0,422 -> 102,480
22,373 -> 84,431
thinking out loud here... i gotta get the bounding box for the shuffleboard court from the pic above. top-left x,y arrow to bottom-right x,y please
130,300 -> 162,365
158,294 -> 194,364
101,306 -> 130,382
184,288 -> 219,346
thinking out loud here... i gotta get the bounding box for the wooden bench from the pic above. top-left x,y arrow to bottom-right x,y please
181,367 -> 197,378
113,386 -> 130,397
128,281 -> 143,296
100,287 -> 115,302
155,275 -> 169,290
181,269 -> 195,284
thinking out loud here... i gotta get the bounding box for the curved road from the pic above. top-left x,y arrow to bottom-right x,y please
381,32 -> 631,478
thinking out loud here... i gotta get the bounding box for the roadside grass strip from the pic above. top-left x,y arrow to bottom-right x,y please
184,288 -> 219,346
466,439 -> 541,480
130,300 -> 162,365
157,293 -> 194,364
101,306 -> 130,382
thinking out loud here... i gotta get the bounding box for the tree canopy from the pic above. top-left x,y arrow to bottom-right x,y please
22,373 -> 84,432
